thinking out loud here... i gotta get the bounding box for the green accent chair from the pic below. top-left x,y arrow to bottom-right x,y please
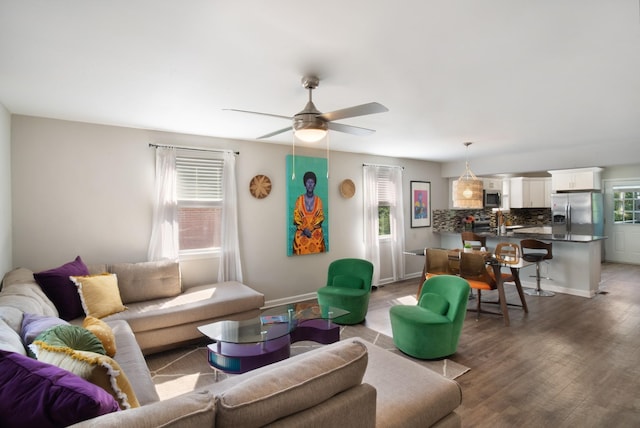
317,258 -> 374,325
389,275 -> 470,359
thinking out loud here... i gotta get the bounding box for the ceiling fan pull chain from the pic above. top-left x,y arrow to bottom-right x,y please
326,133 -> 330,179
291,132 -> 296,180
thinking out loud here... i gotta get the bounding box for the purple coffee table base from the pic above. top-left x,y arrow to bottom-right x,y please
206,318 -> 341,374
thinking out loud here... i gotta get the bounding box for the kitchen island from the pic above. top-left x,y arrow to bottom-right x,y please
437,230 -> 607,298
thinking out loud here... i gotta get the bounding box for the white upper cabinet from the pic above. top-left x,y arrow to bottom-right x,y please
510,177 -> 551,208
549,167 -> 603,192
482,178 -> 503,191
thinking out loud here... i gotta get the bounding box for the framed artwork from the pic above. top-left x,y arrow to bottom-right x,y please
410,181 -> 431,228
286,155 -> 329,256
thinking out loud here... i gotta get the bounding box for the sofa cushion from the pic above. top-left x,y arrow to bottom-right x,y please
71,274 -> 127,319
0,318 -> 26,354
32,341 -> 140,410
215,339 -> 368,427
33,256 -> 90,320
102,281 -> 264,334
359,339 -> 463,428
83,316 -> 117,357
109,260 -> 182,304
0,269 -> 59,330
104,320 -> 160,406
0,350 -> 120,428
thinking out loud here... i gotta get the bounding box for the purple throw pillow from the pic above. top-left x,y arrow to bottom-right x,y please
0,350 -> 120,427
21,313 -> 70,345
33,256 -> 89,320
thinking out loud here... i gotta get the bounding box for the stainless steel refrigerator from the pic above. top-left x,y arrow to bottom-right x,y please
551,192 -> 604,236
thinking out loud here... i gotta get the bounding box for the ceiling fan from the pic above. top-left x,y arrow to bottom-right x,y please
225,76 -> 389,143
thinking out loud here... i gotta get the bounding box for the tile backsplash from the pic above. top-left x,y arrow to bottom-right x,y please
432,208 -> 551,232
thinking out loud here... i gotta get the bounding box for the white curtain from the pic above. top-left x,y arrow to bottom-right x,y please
148,147 -> 179,261
218,151 -> 243,282
363,165 -> 406,286
363,165 -> 381,286
388,166 -> 406,282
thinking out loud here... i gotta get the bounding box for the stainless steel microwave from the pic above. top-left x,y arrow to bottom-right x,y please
484,190 -> 501,208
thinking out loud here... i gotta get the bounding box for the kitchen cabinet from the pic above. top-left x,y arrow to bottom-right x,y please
510,177 -> 551,208
549,167 -> 602,192
483,178 -> 503,191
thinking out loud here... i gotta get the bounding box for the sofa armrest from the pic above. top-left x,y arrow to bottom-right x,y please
68,390 -> 215,428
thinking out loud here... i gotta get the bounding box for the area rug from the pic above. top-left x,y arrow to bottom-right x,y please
146,324 -> 470,401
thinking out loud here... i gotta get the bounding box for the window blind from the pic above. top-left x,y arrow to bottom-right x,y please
176,156 -> 224,201
377,169 -> 395,205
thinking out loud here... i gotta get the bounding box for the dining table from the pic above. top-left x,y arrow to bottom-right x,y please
408,248 -> 532,326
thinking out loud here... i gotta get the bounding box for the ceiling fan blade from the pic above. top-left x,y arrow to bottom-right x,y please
258,126 -> 292,139
224,108 -> 291,121
327,122 -> 376,136
318,102 -> 388,122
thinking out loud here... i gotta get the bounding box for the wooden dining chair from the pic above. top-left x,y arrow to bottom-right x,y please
417,248 -> 454,298
458,251 -> 501,320
491,242 -> 519,290
495,242 -> 520,265
460,232 -> 487,250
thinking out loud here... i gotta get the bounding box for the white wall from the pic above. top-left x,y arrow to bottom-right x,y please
0,104 -> 11,276
10,115 -> 445,303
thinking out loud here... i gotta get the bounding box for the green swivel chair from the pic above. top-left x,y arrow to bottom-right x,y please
390,275 -> 470,359
317,258 -> 374,325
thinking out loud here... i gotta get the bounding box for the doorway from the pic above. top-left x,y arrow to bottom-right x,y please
603,179 -> 640,264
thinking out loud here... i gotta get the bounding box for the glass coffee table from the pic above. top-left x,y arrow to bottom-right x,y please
197,303 -> 349,374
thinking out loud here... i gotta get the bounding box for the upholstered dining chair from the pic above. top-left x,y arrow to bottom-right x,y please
390,275 -> 470,359
460,231 -> 487,250
316,258 -> 374,325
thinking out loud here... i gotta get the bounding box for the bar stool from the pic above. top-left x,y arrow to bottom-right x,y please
520,239 -> 554,297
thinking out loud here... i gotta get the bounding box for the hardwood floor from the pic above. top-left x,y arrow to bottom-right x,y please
363,262 -> 640,427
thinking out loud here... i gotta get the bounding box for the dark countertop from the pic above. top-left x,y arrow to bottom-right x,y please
436,230 -> 607,243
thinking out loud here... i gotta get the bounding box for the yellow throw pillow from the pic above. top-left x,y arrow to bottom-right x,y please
83,316 -> 117,357
71,273 -> 126,319
32,340 -> 139,409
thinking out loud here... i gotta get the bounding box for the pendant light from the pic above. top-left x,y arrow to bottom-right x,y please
452,142 -> 483,209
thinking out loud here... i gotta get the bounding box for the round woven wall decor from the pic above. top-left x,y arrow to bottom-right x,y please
339,179 -> 356,199
249,174 -> 272,199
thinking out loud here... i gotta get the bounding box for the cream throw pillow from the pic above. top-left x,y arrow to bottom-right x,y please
32,340 -> 139,409
71,273 -> 126,319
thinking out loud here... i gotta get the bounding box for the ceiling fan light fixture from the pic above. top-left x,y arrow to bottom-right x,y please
452,142 -> 484,209
293,115 -> 328,143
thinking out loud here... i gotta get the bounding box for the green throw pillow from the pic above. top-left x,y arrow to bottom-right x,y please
418,292 -> 450,315
332,275 -> 365,289
31,324 -> 106,357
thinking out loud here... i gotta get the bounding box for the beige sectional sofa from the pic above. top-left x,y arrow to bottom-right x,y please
86,260 -> 265,354
0,261 -> 463,427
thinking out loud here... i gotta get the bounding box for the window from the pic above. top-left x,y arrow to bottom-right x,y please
613,186 -> 640,224
176,154 -> 224,253
377,169 -> 394,236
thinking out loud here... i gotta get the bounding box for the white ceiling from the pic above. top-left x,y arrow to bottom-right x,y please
1,1 -> 639,170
